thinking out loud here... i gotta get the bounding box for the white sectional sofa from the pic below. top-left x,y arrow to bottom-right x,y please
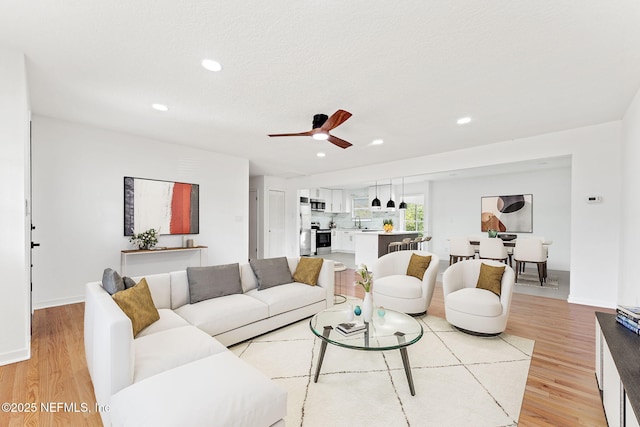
84,257 -> 334,426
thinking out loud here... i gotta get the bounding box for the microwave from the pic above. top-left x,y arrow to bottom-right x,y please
310,199 -> 325,211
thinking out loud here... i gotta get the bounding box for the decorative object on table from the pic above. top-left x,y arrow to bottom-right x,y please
481,194 -> 532,233
355,263 -> 374,322
346,304 -> 355,321
383,219 -> 394,233
354,305 -> 362,316
335,321 -> 366,336
124,176 -> 200,236
129,228 -> 159,250
377,306 -> 386,318
487,229 -> 498,238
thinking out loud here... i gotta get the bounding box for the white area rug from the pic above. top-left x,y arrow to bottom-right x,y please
230,304 -> 534,427
515,272 -> 559,289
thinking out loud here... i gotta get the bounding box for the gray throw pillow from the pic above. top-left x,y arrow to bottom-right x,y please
122,276 -> 137,289
249,257 -> 293,290
187,264 -> 242,304
102,268 -> 124,295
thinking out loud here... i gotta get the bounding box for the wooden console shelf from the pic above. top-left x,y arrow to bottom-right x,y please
595,312 -> 640,427
120,246 -> 208,275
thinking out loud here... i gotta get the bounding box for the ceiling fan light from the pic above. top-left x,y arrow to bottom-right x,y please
399,200 -> 407,210
312,132 -> 329,141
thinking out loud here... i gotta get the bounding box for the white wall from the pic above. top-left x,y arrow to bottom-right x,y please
620,87 -> 640,306
31,116 -> 249,308
290,121 -> 622,308
430,167 -> 571,270
0,49 -> 31,365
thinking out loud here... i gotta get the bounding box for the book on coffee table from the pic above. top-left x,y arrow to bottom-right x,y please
336,321 -> 366,336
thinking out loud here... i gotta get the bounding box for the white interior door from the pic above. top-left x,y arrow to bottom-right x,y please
268,189 -> 285,258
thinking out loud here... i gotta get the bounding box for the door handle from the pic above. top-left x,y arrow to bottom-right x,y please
31,242 -> 40,248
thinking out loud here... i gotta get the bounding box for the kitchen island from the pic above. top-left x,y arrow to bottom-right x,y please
354,231 -> 420,268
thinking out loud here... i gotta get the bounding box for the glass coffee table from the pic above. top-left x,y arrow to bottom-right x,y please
309,305 -> 423,395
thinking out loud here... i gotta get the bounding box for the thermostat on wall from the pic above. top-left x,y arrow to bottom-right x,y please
586,196 -> 602,203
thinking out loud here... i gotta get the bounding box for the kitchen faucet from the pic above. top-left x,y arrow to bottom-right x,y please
354,216 -> 361,229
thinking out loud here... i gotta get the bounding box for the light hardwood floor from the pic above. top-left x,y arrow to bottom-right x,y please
1,273 -> 614,427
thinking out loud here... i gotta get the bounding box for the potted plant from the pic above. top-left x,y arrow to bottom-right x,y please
130,228 -> 159,250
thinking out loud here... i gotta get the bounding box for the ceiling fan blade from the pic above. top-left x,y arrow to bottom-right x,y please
320,110 -> 352,131
327,134 -> 352,149
268,131 -> 314,137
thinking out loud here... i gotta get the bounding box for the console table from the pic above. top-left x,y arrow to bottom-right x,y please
120,246 -> 208,276
595,312 -> 640,427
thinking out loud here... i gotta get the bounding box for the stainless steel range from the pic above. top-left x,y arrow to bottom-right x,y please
311,221 -> 331,255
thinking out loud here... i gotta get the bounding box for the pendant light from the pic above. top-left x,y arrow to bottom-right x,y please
386,178 -> 395,208
399,177 -> 407,210
371,181 -> 381,208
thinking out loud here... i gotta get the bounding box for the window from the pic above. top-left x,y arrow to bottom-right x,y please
352,197 -> 372,220
403,195 -> 424,233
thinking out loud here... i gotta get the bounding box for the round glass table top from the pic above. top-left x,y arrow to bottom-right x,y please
309,304 -> 423,351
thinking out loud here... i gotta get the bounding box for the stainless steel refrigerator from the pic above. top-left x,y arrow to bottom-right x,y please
299,197 -> 311,256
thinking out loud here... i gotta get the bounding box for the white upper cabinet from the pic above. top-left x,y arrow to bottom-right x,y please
330,189 -> 343,213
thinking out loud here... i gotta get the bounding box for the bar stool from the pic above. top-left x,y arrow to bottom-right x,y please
408,236 -> 423,250
401,237 -> 412,250
388,241 -> 403,253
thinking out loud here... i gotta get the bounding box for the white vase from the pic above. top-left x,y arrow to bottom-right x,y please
363,292 -> 373,323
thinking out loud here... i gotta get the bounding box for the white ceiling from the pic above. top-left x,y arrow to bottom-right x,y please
1,1 -> 639,178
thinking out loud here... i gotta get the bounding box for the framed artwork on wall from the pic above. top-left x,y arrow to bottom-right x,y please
124,176 -> 199,236
481,194 -> 532,233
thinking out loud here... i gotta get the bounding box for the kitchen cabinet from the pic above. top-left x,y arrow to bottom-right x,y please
331,189 -> 343,213
331,229 -> 342,251
331,230 -> 356,253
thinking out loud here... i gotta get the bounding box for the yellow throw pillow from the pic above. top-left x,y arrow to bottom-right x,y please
112,277 -> 160,337
406,254 -> 432,280
293,257 -> 324,286
476,263 -> 506,297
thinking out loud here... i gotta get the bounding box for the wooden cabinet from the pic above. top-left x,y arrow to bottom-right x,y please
595,312 -> 640,426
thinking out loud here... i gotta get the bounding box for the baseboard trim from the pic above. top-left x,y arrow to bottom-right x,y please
567,295 -> 616,309
34,295 -> 84,310
0,348 -> 30,366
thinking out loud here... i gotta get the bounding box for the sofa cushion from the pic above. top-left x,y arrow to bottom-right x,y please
110,352 -> 287,427
187,264 -> 243,304
102,268 -> 124,295
292,257 -> 323,286
246,282 -> 327,316
406,254 -> 432,280
133,325 -> 227,383
476,263 -> 506,297
135,308 -> 190,338
446,288 -> 503,317
174,294 -> 269,336
250,257 -> 293,290
122,276 -> 136,289
373,275 -> 423,299
133,273 -> 172,309
112,278 -> 160,337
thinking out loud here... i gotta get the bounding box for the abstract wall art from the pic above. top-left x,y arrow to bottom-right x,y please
124,177 -> 199,236
481,194 -> 532,233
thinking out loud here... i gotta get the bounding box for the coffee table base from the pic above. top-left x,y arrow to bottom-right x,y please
313,326 -> 417,396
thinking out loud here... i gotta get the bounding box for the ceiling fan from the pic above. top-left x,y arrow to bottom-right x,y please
268,109 -> 353,149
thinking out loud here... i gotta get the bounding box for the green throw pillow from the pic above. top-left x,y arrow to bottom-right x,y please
476,263 -> 506,297
293,257 -> 324,286
406,254 -> 432,280
112,278 -> 160,337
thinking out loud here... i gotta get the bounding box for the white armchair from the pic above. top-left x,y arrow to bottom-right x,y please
372,250 -> 440,315
442,259 -> 515,335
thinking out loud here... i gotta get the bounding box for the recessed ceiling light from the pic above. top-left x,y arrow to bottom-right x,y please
312,133 -> 329,141
201,59 -> 222,72
317,152 -> 326,158
371,139 -> 384,145
152,103 -> 168,112
457,117 -> 471,125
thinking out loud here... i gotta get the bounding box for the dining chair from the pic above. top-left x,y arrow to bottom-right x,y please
479,238 -> 509,266
448,236 -> 476,265
513,238 -> 547,285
